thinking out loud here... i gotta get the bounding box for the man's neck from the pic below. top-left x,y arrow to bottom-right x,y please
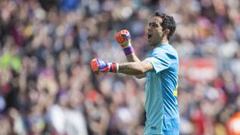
149,38 -> 169,48
160,38 -> 169,45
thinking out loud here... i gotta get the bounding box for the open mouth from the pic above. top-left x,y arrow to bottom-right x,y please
148,34 -> 152,39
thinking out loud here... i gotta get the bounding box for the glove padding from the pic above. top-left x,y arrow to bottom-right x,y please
90,58 -> 118,73
115,29 -> 134,55
115,29 -> 131,48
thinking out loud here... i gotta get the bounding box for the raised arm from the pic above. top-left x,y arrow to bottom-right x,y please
115,29 -> 145,78
115,29 -> 141,62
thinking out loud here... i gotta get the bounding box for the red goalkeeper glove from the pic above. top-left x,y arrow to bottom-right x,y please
90,58 -> 118,73
115,29 -> 134,55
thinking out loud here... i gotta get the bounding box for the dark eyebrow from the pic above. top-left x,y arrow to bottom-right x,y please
148,21 -> 158,24
148,22 -> 159,27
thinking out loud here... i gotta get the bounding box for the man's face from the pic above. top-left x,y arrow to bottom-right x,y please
147,16 -> 164,46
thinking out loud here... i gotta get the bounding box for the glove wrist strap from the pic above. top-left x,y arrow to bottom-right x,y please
123,46 -> 134,55
109,63 -> 119,73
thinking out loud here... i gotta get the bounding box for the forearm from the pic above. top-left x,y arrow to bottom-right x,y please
125,54 -> 146,78
126,53 -> 141,62
118,62 -> 146,75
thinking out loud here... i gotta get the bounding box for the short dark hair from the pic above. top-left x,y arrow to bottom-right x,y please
154,12 -> 176,40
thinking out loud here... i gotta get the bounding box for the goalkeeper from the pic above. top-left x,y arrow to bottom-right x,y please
90,12 -> 179,135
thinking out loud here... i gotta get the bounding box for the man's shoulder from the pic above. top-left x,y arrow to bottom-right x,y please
153,44 -> 177,57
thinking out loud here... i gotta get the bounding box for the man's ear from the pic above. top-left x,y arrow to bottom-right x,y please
163,29 -> 170,35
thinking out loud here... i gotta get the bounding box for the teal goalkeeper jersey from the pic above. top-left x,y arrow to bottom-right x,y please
144,43 -> 180,135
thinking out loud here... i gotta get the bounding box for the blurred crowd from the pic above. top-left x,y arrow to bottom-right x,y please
0,0 -> 240,135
